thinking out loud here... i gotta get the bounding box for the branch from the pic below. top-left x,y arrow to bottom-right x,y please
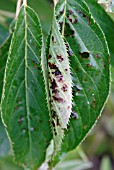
16,0 -> 23,18
53,0 -> 58,6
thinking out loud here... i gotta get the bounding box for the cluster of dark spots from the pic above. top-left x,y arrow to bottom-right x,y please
58,21 -> 63,32
52,89 -> 59,94
39,119 -> 43,123
79,52 -> 90,59
54,69 -> 62,76
95,54 -> 100,59
71,111 -> 78,120
48,62 -> 63,77
53,96 -> 65,103
18,117 -> 24,124
77,10 -> 92,25
51,110 -> 56,119
62,84 -> 68,92
57,54 -> 64,62
50,79 -> 57,89
65,43 -> 73,57
58,75 -> 64,83
67,10 -> 78,24
48,54 -> 52,59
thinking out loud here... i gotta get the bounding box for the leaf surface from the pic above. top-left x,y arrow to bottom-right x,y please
1,5 -> 52,170
53,0 -> 110,165
47,15 -> 72,156
0,36 -> 12,104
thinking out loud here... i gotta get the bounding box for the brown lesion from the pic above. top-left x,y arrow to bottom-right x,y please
57,54 -> 64,62
62,84 -> 68,92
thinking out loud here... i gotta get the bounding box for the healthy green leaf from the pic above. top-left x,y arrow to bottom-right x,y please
1,5 -> 52,170
85,0 -> 114,66
47,15 -> 72,156
53,0 -> 110,165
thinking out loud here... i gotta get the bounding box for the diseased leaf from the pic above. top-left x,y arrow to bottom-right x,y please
98,0 -> 114,12
53,0 -> 110,165
85,0 -> 114,66
1,5 -> 52,170
47,14 -> 72,156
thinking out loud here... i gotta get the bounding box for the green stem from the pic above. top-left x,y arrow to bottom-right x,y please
23,0 -> 27,6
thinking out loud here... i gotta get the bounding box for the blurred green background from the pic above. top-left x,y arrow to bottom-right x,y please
0,0 -> 114,170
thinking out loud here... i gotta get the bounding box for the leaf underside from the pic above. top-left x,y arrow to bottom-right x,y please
1,5 -> 52,170
52,0 -> 110,165
47,15 -> 72,156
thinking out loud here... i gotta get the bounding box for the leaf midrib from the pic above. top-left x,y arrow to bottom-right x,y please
24,5 -> 33,166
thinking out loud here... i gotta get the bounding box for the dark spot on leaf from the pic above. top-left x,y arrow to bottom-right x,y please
53,96 -> 65,103
57,117 -> 60,126
87,63 -> 92,67
48,54 -> 52,59
51,110 -> 56,119
57,54 -> 64,62
67,125 -> 70,129
18,117 -> 23,124
68,10 -> 73,15
71,111 -> 78,120
62,84 -> 68,92
59,9 -> 64,14
95,54 -> 100,59
52,89 -> 59,94
73,19 -> 78,23
52,120 -> 55,127
50,79 -> 57,89
52,36 -> 55,42
104,62 -> 106,68
79,52 -> 90,59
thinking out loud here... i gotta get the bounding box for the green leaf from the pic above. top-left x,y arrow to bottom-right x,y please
0,117 -> 10,157
47,15 -> 72,156
0,36 -> 12,104
85,0 -> 114,66
53,0 -> 110,165
0,24 -> 9,45
1,5 -> 52,170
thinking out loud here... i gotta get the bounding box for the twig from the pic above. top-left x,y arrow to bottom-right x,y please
16,0 -> 23,18
53,0 -> 58,6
